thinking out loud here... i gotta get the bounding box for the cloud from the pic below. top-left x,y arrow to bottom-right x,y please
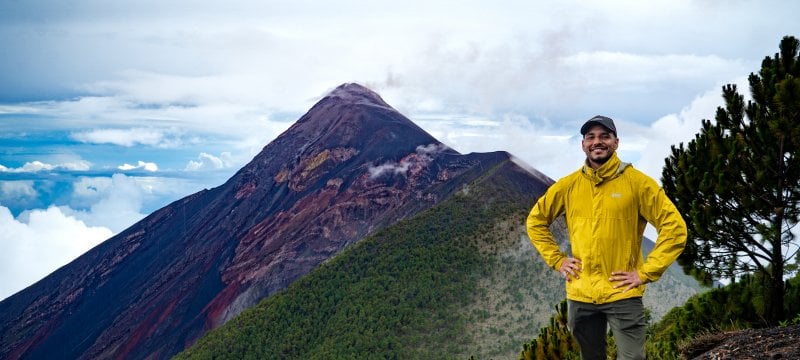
71,128 -> 177,147
0,172 -> 223,299
413,75 -> 743,193
633,76 -> 750,185
414,113 -> 584,180
379,40 -> 751,121
1,94 -> 292,167
0,181 -> 47,214
68,173 -> 216,222
0,205 -> 113,301
185,152 -> 233,171
71,176 -> 113,199
118,161 -> 159,172
368,162 -> 412,179
0,160 -> 91,173
0,181 -> 37,199
1,1 -> 771,123
415,143 -> 450,155
20,161 -> 54,172
65,174 -> 148,232
58,160 -> 93,171
368,143 -> 448,178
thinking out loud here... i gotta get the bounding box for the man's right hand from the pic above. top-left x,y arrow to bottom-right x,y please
559,257 -> 582,282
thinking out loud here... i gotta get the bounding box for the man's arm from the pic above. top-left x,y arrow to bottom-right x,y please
636,175 -> 688,283
526,185 -> 573,277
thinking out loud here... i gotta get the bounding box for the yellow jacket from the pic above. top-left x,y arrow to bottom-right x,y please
526,153 -> 687,304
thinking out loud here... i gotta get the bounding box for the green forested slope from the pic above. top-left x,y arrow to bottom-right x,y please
176,160 -> 536,359
175,160 -> 702,360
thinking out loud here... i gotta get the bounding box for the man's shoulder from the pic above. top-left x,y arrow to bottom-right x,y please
618,164 -> 662,191
550,168 -> 584,189
620,164 -> 656,181
556,167 -> 583,182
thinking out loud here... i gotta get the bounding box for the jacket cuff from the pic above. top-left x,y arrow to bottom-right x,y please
637,269 -> 654,284
553,256 -> 566,272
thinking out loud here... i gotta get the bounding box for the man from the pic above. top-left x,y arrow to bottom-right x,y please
526,115 -> 687,360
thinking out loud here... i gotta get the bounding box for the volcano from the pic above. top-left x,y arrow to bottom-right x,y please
0,83 -> 553,359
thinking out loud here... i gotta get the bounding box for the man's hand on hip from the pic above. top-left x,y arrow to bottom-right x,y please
610,271 -> 643,292
559,257 -> 582,282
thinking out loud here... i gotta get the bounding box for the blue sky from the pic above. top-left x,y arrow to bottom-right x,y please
1,0 -> 797,300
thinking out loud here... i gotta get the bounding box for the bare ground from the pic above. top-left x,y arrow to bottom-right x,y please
682,324 -> 800,359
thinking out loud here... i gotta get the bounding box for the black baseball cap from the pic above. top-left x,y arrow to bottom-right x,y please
580,115 -> 617,136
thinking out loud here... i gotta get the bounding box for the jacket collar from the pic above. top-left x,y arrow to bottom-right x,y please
581,152 -> 629,185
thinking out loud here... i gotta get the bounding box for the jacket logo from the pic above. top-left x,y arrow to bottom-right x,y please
611,192 -> 622,198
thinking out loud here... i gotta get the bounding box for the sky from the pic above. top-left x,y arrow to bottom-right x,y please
0,0 -> 797,300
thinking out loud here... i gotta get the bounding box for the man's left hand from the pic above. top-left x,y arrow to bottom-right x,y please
609,271 -> 643,292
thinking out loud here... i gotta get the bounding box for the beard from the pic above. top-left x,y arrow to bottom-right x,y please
585,148 -> 614,167
589,152 -> 612,164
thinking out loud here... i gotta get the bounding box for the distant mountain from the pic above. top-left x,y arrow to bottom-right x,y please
0,83 -> 554,359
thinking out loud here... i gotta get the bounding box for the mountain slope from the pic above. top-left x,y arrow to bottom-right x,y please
176,154 -> 549,359
177,154 -> 703,359
0,83 -> 548,360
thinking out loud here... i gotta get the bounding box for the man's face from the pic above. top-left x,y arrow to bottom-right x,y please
581,124 -> 618,168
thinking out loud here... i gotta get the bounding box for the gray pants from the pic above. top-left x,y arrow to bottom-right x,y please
568,297 -> 646,360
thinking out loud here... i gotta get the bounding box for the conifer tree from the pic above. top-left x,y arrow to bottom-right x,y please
518,300 -> 579,360
662,35 -> 800,325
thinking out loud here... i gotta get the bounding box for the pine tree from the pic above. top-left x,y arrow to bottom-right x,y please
662,35 -> 800,325
517,300 -> 579,360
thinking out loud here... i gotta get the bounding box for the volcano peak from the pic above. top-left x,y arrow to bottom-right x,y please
323,83 -> 392,109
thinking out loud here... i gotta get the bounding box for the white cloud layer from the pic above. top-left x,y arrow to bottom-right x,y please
71,128 -> 178,148
0,206 -> 113,301
0,160 -> 91,173
185,152 -> 233,171
118,161 -> 159,172
0,173 -> 159,300
64,174 -> 149,232
368,143 -> 448,178
0,181 -> 37,199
